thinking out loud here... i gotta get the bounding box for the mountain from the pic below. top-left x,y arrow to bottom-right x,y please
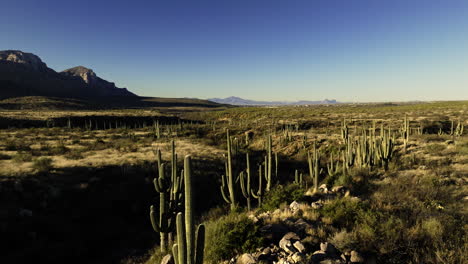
0,50 -> 136,99
208,96 -> 338,106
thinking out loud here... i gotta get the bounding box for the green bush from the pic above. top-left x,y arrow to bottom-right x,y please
320,197 -> 366,229
261,183 -> 305,211
205,213 -> 264,264
32,157 -> 53,173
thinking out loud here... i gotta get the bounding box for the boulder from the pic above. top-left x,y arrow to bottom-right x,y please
160,254 -> 174,264
293,241 -> 305,253
279,237 -> 297,254
350,251 -> 364,263
320,242 -> 339,256
311,250 -> 327,263
236,253 -> 256,264
290,252 -> 306,263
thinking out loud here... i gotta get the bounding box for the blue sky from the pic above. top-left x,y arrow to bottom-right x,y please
1,0 -> 468,101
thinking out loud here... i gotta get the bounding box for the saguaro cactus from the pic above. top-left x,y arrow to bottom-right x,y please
220,129 -> 236,211
172,156 -> 205,264
239,153 -> 253,211
150,163 -> 174,253
308,142 -> 321,192
252,163 -> 264,206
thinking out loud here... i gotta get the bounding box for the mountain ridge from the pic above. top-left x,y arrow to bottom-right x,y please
0,50 -> 136,99
208,96 -> 338,106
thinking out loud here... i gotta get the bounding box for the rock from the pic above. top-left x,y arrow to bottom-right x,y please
236,253 -> 256,264
331,185 -> 346,193
319,184 -> 328,193
350,251 -> 364,263
293,218 -> 312,235
282,232 -> 300,241
279,237 -> 297,254
311,201 -> 323,209
290,252 -> 305,263
320,242 -> 339,256
290,201 -> 300,212
160,254 -> 174,264
260,224 -> 289,241
248,214 -> 259,223
319,259 -> 345,264
293,241 -> 305,253
445,140 -> 454,145
277,258 -> 291,264
311,250 -> 327,263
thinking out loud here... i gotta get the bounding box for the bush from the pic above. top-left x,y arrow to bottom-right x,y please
205,213 -> 264,264
261,183 -> 305,211
12,152 -> 33,163
319,197 -> 366,229
32,157 -> 53,173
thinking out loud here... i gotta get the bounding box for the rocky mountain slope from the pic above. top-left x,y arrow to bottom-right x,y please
0,50 -> 136,99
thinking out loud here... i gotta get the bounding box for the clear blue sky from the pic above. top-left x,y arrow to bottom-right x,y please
2,0 -> 468,102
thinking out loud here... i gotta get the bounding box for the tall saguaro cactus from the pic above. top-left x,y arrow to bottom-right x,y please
150,163 -> 174,253
239,153 -> 252,211
308,142 -> 321,192
172,156 -> 205,264
252,163 -> 264,206
220,129 -> 236,211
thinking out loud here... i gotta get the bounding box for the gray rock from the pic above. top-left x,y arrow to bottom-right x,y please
319,184 -> 328,193
160,254 -> 174,264
279,237 -> 297,254
293,241 -> 305,253
311,251 -> 327,263
290,201 -> 300,212
311,201 -> 323,209
320,242 -> 339,256
236,253 -> 256,264
319,259 -> 345,264
282,232 -> 300,241
350,251 -> 364,263
290,252 -> 305,263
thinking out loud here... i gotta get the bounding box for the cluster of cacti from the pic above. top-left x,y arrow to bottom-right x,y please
375,129 -> 394,170
294,169 -> 304,188
150,141 -> 183,253
172,156 -> 205,264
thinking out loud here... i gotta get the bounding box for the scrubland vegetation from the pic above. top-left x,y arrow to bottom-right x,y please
0,101 -> 467,264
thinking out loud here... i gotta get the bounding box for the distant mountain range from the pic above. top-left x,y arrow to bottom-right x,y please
208,96 -> 338,106
0,50 -> 136,99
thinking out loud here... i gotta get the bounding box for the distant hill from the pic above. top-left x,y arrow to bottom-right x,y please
0,50 -> 135,99
208,96 -> 338,106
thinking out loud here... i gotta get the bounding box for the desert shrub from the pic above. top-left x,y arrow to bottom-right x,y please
12,152 -> 33,162
261,183 -> 305,211
32,157 -> 53,173
320,197 -> 366,229
205,213 -> 264,264
5,140 -> 31,151
455,141 -> 468,155
0,153 -> 11,160
64,150 -> 84,160
425,143 -> 446,155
